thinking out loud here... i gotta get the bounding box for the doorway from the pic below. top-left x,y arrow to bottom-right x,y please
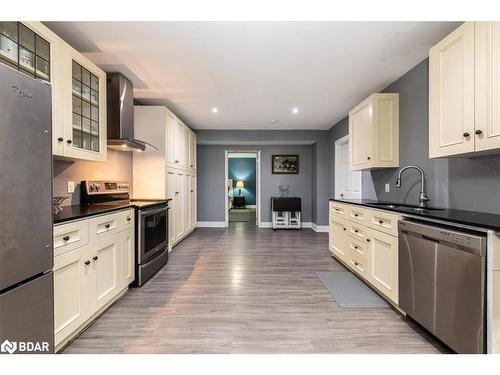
335,135 -> 362,199
224,151 -> 261,227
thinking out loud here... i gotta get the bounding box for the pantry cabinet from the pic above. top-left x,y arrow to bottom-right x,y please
329,201 -> 400,305
430,21 -> 500,157
53,209 -> 134,351
349,93 -> 399,170
133,106 -> 197,249
11,22 -> 108,162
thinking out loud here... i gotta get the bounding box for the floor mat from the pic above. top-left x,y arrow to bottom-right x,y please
316,271 -> 390,308
228,208 -> 255,222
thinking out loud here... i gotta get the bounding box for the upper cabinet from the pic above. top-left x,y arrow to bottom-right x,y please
429,22 -> 500,158
349,93 -> 399,170
0,22 -> 107,162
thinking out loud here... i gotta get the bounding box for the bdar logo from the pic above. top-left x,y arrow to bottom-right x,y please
1,340 -> 17,354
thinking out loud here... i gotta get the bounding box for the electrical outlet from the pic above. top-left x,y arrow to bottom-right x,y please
385,183 -> 390,193
67,181 -> 75,193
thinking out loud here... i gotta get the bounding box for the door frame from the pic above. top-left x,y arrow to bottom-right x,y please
224,150 -> 261,228
335,135 -> 362,199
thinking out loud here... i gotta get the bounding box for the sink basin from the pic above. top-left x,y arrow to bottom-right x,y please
368,202 -> 444,211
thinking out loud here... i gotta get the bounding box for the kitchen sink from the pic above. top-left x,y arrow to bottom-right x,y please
368,202 -> 445,211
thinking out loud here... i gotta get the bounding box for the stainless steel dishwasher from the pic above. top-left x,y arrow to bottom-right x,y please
399,220 -> 486,354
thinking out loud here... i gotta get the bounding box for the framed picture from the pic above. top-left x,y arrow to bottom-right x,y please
272,154 -> 299,174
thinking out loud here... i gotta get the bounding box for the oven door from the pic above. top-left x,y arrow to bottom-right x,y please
138,205 -> 168,264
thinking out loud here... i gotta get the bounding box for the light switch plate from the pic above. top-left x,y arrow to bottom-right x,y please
67,181 -> 75,193
385,183 -> 390,193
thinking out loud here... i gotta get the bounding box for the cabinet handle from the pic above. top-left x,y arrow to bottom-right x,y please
190,165 -> 194,167
343,227 -> 346,231
354,245 -> 358,249
367,156 -> 371,160
105,224 -> 110,229
190,190 -> 194,193
127,217 -> 131,222
175,191 -> 180,194
62,235 -> 70,241
354,261 -> 359,266
475,129 -> 483,135
354,229 -> 359,233
379,220 -> 383,224
93,256 -> 98,261
367,238 -> 371,242
463,132 -> 470,137
67,139 -> 72,144
84,260 -> 91,266
354,214 -> 358,217
57,137 -> 63,142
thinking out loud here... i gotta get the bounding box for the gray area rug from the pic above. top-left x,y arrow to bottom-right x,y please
316,271 -> 390,308
228,208 -> 255,222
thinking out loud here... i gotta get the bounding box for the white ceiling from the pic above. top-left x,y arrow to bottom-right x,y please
45,21 -> 460,130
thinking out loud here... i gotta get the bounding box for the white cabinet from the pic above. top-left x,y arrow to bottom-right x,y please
328,201 -> 400,305
366,228 -> 398,303
429,21 -> 500,158
349,93 -> 399,170
429,22 -> 475,158
22,22 -> 107,162
53,209 -> 134,351
133,105 -> 197,248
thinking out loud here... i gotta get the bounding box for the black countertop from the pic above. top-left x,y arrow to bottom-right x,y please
54,199 -> 170,224
330,198 -> 500,232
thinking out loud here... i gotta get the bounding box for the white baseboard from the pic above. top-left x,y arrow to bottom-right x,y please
197,221 -> 226,228
312,223 -> 329,233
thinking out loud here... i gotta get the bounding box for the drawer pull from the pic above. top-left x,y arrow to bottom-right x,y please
84,260 -> 90,266
105,224 -> 111,229
354,245 -> 358,249
62,235 -> 70,241
354,214 -> 359,217
92,256 -> 98,261
343,227 -> 346,231
354,229 -> 359,233
378,220 -> 384,224
367,238 -> 371,242
127,217 -> 131,222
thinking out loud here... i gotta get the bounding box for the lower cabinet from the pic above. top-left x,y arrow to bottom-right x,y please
53,209 -> 134,351
329,202 -> 399,305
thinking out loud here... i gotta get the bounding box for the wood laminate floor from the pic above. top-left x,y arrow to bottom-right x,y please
64,222 -> 449,354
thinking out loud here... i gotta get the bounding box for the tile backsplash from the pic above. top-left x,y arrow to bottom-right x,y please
53,150 -> 133,206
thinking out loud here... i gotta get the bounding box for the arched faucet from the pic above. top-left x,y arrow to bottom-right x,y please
395,165 -> 430,208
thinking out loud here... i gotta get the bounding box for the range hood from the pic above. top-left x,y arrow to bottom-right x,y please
107,73 -> 153,152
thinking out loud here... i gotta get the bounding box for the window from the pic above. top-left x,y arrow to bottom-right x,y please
72,60 -> 100,152
0,22 -> 50,81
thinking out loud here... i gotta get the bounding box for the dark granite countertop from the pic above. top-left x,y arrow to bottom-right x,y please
54,199 -> 171,224
330,198 -> 500,232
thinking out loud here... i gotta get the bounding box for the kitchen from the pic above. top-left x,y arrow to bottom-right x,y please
1,4 -> 500,373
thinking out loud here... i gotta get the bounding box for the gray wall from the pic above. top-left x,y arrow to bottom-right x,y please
197,144 -> 313,223
329,58 -> 500,214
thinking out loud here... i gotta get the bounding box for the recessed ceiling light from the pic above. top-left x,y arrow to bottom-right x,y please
269,119 -> 279,125
292,108 -> 299,114
212,107 -> 218,113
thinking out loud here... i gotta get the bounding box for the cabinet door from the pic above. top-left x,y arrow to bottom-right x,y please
121,228 -> 135,287
183,126 -> 189,169
62,44 -> 107,162
189,175 -> 196,229
429,22 -> 475,158
367,229 -> 398,303
166,168 -> 177,245
175,171 -> 185,239
174,120 -> 184,167
189,131 -> 197,169
329,216 -> 348,261
349,99 -> 372,169
87,235 -> 120,312
475,21 -> 500,152
183,173 -> 190,233
166,113 -> 177,167
53,247 -> 88,347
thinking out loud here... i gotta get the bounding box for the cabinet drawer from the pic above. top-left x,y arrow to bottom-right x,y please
348,222 -> 367,241
54,220 -> 89,257
330,201 -> 349,219
347,255 -> 369,278
349,206 -> 368,224
369,210 -> 399,236
89,212 -> 122,241
347,236 -> 368,262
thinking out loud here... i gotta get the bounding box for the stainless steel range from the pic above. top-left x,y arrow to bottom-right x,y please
81,180 -> 169,287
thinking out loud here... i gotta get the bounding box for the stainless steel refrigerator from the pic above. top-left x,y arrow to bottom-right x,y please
0,64 -> 54,354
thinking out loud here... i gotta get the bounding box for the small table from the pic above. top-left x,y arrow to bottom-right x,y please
233,196 -> 246,209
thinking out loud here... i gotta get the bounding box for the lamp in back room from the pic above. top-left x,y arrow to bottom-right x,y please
235,180 -> 245,196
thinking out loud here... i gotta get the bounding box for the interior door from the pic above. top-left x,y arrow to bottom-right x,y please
475,21 -> 500,152
429,22 -> 475,157
335,137 -> 362,199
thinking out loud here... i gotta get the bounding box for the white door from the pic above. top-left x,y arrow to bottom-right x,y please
429,22 -> 475,158
475,21 -> 500,152
335,136 -> 362,199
